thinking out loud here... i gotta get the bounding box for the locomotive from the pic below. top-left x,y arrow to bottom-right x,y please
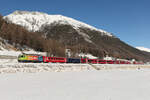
18,54 -> 43,63
18,54 -> 142,64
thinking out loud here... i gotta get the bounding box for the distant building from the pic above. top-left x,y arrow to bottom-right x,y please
65,49 -> 71,57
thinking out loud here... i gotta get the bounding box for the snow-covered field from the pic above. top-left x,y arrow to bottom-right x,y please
0,70 -> 150,100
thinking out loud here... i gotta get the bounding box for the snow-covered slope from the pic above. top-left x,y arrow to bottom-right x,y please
0,38 -> 46,57
0,37 -> 17,51
3,11 -> 113,37
136,47 -> 150,52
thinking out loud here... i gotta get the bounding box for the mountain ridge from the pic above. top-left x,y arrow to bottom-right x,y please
4,11 -> 113,37
1,11 -> 150,61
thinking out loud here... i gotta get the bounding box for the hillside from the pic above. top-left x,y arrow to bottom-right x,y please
1,11 -> 150,61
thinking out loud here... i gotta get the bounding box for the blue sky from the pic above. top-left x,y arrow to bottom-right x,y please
0,0 -> 150,48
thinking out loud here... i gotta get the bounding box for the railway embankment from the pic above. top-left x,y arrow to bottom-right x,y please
0,63 -> 150,73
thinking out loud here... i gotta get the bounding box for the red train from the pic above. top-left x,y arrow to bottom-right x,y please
18,54 -> 143,64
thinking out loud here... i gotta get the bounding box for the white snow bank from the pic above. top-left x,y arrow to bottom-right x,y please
0,59 -> 18,63
0,62 -> 149,74
0,63 -> 94,73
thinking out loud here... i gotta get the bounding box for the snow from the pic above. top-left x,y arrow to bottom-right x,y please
136,47 -> 150,52
78,53 -> 98,59
3,11 -> 113,37
0,69 -> 150,100
76,30 -> 93,43
0,61 -> 148,73
0,37 -> 46,56
0,50 -> 46,57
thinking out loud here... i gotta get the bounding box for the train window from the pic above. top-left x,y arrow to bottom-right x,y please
21,55 -> 24,58
88,60 -> 92,62
98,60 -> 105,62
107,61 -> 113,62
56,58 -> 64,60
19,55 -> 24,58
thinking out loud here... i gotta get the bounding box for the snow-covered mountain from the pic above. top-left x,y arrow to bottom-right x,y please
2,11 -> 150,61
136,47 -> 150,52
3,11 -> 113,37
